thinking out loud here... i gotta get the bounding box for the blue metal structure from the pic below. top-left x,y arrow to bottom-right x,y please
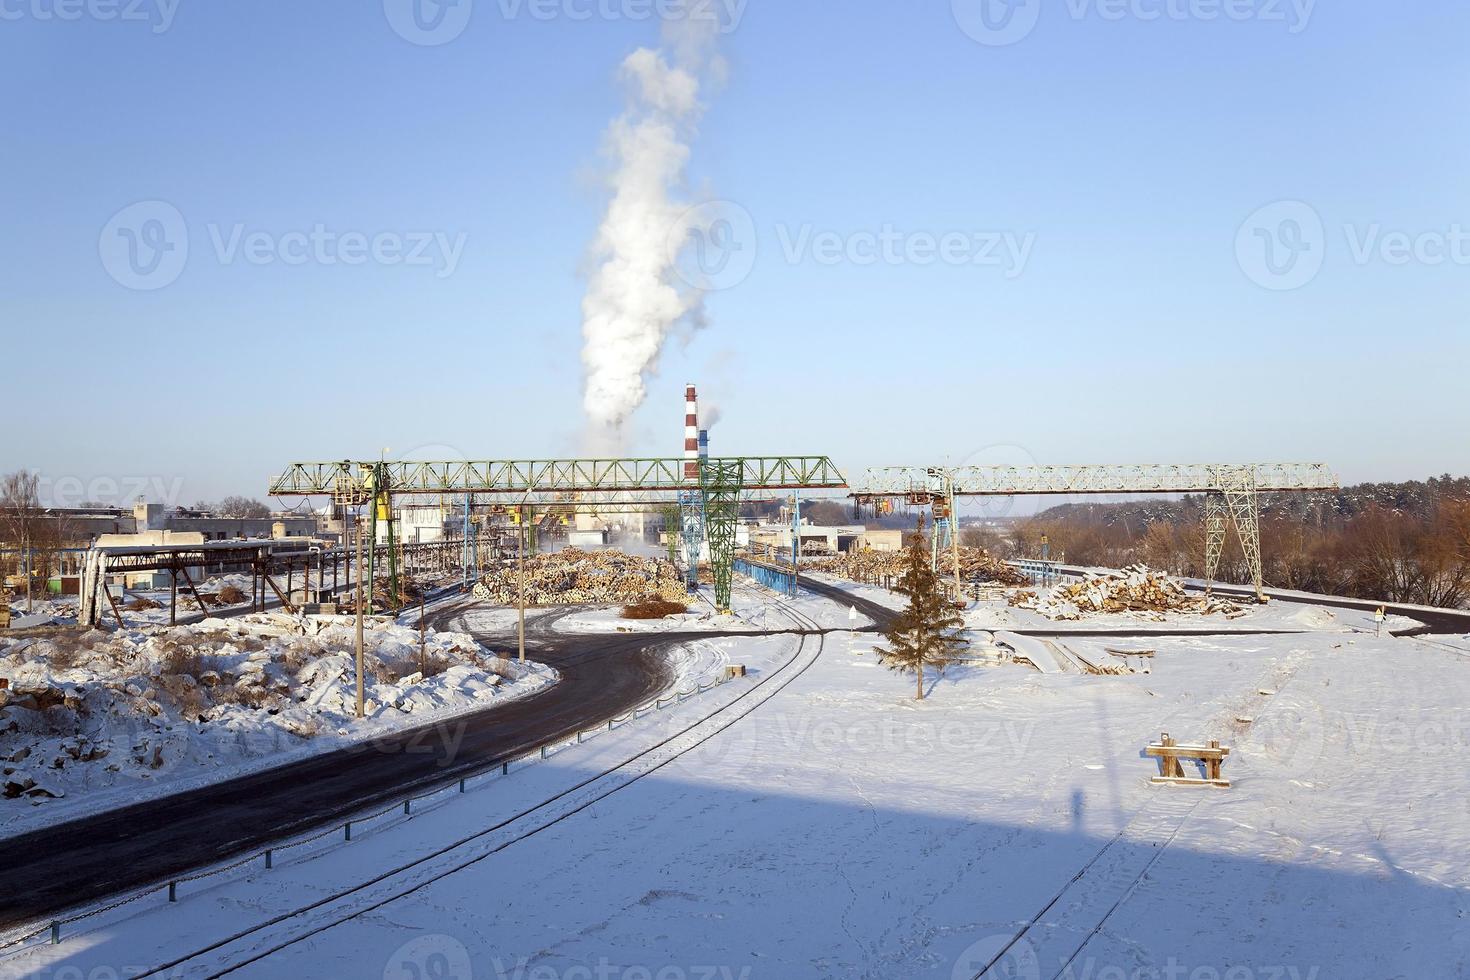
931,515 -> 954,572
790,494 -> 801,567
1014,559 -> 1065,587
734,557 -> 798,597
679,490 -> 705,591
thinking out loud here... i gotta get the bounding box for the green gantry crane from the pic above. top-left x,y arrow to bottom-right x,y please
270,455 -> 847,612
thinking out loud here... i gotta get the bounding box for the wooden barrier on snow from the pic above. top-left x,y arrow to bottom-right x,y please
1146,732 -> 1231,788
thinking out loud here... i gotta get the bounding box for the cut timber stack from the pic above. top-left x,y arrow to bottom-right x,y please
476,549 -> 687,606
1010,565 -> 1245,621
805,547 -> 1026,587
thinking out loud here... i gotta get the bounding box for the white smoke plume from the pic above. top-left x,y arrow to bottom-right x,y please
580,7 -> 725,453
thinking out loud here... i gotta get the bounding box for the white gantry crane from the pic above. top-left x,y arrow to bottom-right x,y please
851,463 -> 1340,601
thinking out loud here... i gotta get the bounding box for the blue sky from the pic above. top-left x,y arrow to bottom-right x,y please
2,1 -> 1466,507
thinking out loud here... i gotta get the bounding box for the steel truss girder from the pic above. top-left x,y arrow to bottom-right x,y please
852,463 -> 1338,498
269,456 -> 846,497
855,462 -> 1336,602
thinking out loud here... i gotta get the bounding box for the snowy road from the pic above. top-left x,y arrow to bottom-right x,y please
0,599 -> 679,930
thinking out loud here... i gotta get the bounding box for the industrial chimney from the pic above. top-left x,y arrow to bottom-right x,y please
684,384 -> 699,483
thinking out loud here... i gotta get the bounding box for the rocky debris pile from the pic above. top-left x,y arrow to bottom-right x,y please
621,598 -> 689,620
1010,565 -> 1246,621
806,547 -> 1027,587
472,549 -> 687,605
215,584 -> 249,605
0,615 -> 553,808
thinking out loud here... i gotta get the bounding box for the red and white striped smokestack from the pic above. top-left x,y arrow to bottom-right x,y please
684,384 -> 700,482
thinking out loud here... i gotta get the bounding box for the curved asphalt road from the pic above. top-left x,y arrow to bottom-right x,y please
0,600 -> 705,929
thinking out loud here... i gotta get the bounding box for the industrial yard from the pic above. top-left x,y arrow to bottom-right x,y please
7,1 -> 1470,978
4,564 -> 1468,978
3,402 -> 1468,980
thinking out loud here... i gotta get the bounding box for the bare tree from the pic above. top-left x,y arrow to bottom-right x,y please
0,470 -> 42,614
960,525 -> 1009,557
801,499 -> 852,526
216,496 -> 272,519
874,520 -> 970,700
1347,506 -> 1417,603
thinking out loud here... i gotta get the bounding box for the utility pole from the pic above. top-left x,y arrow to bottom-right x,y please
23,542 -> 31,615
517,516 -> 526,663
419,592 -> 427,675
790,494 -> 801,598
949,476 -> 962,605
354,508 -> 365,720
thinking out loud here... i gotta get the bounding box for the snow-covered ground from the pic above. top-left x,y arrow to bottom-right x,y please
4,596 -> 79,630
804,571 -> 1426,635
0,613 -> 556,839
549,579 -> 872,634
7,583 -> 1469,978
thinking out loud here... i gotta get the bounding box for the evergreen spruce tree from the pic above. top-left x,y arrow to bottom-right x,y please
874,518 -> 970,700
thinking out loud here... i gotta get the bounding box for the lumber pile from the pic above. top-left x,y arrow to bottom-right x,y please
955,549 -> 1030,587
805,547 -> 1027,587
1010,565 -> 1245,621
474,549 -> 687,606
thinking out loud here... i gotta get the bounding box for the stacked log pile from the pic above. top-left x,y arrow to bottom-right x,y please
1010,565 -> 1246,621
805,547 -> 1027,587
474,549 -> 687,605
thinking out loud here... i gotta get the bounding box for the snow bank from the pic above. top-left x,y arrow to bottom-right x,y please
0,614 -> 556,833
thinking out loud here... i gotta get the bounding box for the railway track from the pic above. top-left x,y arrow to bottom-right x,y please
116,588 -> 826,979
964,796 -> 1203,980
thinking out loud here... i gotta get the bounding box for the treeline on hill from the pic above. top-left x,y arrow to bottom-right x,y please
982,476 -> 1470,609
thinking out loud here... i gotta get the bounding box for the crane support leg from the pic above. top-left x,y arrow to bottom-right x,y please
1204,482 -> 1265,602
679,490 -> 705,591
931,514 -> 952,572
701,460 -> 743,613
